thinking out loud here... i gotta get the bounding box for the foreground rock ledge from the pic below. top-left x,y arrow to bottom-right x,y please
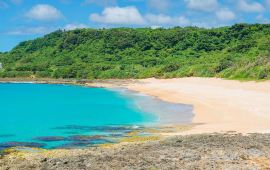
1,133 -> 270,170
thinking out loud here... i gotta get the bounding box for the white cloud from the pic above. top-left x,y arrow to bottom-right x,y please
185,0 -> 219,12
216,8 -> 236,21
145,14 -> 190,26
63,24 -> 88,30
150,25 -> 162,29
145,14 -> 172,24
89,6 -> 191,27
175,16 -> 191,26
147,0 -> 171,12
90,6 -> 145,25
237,0 -> 264,13
6,26 -> 52,35
5,24 -> 88,36
26,4 -> 63,21
192,22 -> 212,28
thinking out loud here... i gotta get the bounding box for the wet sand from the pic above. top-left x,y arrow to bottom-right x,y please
112,88 -> 194,125
88,78 -> 270,134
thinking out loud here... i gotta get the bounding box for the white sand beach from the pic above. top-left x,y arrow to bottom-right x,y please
89,78 -> 270,134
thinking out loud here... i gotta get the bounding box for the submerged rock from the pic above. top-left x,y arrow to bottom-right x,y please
67,135 -> 106,141
44,135 -> 114,149
53,141 -> 93,149
2,133 -> 270,169
34,136 -> 66,142
108,133 -> 125,137
0,141 -> 46,149
53,125 -> 143,133
52,138 -> 110,149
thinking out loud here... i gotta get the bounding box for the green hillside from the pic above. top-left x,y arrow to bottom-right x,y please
0,23 -> 269,80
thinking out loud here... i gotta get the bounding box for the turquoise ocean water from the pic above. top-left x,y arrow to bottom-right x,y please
0,83 -> 193,150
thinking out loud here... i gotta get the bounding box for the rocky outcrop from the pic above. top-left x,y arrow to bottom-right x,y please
1,133 -> 270,169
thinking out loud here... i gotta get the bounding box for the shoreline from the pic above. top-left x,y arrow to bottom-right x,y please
1,77 -> 270,169
1,77 -> 270,134
111,87 -> 194,126
0,78 -> 195,127
85,77 -> 270,134
0,79 -> 194,151
2,133 -> 270,169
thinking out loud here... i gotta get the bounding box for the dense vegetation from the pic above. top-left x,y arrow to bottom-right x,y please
0,24 -> 269,80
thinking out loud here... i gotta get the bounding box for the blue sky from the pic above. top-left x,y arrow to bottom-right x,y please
0,0 -> 270,52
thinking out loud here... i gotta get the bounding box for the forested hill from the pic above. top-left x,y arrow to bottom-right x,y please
0,24 -> 269,80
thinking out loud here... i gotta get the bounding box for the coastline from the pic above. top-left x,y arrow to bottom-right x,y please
1,77 -> 270,169
0,80 -> 194,148
110,87 -> 194,125
86,77 -> 270,134
2,133 -> 270,169
1,77 -> 270,134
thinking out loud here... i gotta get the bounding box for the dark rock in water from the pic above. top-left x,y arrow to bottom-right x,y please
67,135 -> 106,141
3,134 -> 270,169
0,141 -> 46,149
53,125 -> 143,133
0,146 -> 6,151
34,136 -> 66,142
108,133 -> 124,137
88,125 -> 143,132
52,141 -> 92,149
0,134 -> 15,138
90,138 -> 113,144
52,125 -> 92,131
52,138 -> 112,149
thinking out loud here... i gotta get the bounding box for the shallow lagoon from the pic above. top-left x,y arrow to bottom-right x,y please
0,83 -> 193,149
